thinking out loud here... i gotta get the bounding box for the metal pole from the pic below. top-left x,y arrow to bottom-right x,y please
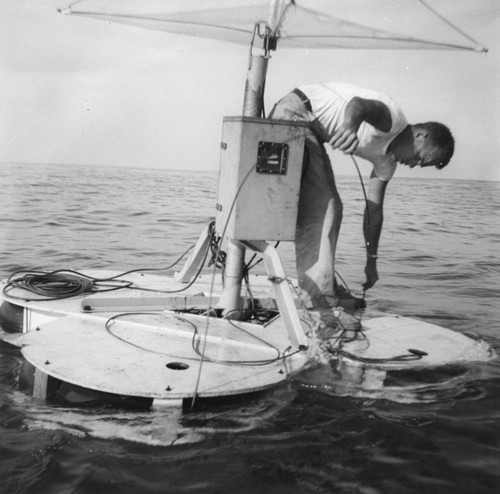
219,0 -> 292,318
242,52 -> 268,117
219,27 -> 270,319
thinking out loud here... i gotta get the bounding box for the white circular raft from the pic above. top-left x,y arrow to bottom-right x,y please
20,312 -> 308,400
341,315 -> 494,369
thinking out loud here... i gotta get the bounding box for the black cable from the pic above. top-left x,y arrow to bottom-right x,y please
104,312 -> 200,361
350,155 -> 372,252
244,241 -> 280,273
324,320 -> 427,365
3,269 -> 133,301
2,243 -> 195,301
334,271 -> 350,293
124,237 -> 212,295
190,312 -> 285,366
330,347 -> 428,364
104,311 -> 290,367
207,222 -> 226,273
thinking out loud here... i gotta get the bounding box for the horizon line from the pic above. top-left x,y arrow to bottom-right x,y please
0,161 -> 498,183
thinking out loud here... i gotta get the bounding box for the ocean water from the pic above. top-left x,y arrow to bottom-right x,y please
0,162 -> 499,493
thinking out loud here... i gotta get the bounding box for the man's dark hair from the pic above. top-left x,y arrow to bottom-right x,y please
423,122 -> 455,169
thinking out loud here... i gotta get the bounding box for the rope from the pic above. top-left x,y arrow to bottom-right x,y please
418,0 -> 487,52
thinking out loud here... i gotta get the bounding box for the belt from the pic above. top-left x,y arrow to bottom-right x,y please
292,88 -> 313,112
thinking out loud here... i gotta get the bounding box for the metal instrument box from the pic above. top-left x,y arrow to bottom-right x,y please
215,116 -> 307,241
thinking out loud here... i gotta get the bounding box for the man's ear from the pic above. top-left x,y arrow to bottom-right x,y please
414,129 -> 429,139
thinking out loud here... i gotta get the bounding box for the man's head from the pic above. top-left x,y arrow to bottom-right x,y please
391,122 -> 455,169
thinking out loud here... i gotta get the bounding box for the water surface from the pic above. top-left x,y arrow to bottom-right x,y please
0,163 -> 498,493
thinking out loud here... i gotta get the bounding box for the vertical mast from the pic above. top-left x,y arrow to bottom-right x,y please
219,0 -> 290,318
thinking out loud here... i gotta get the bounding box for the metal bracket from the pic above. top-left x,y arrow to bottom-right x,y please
239,240 -> 308,350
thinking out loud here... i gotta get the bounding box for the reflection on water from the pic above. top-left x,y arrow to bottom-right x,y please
295,358 -> 491,405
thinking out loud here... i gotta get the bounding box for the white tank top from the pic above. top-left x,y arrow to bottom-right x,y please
298,82 -> 408,181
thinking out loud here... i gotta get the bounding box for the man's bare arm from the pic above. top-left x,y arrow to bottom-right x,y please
363,172 -> 388,290
329,98 -> 392,154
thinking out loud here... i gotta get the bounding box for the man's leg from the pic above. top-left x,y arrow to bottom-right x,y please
269,92 -> 339,307
269,92 -> 361,333
295,140 -> 341,308
296,144 -> 361,334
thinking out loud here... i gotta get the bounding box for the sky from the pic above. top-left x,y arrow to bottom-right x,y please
1,0 -> 499,181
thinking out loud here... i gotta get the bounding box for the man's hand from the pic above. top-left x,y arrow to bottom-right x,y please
329,96 -> 393,156
329,123 -> 360,154
363,259 -> 379,290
